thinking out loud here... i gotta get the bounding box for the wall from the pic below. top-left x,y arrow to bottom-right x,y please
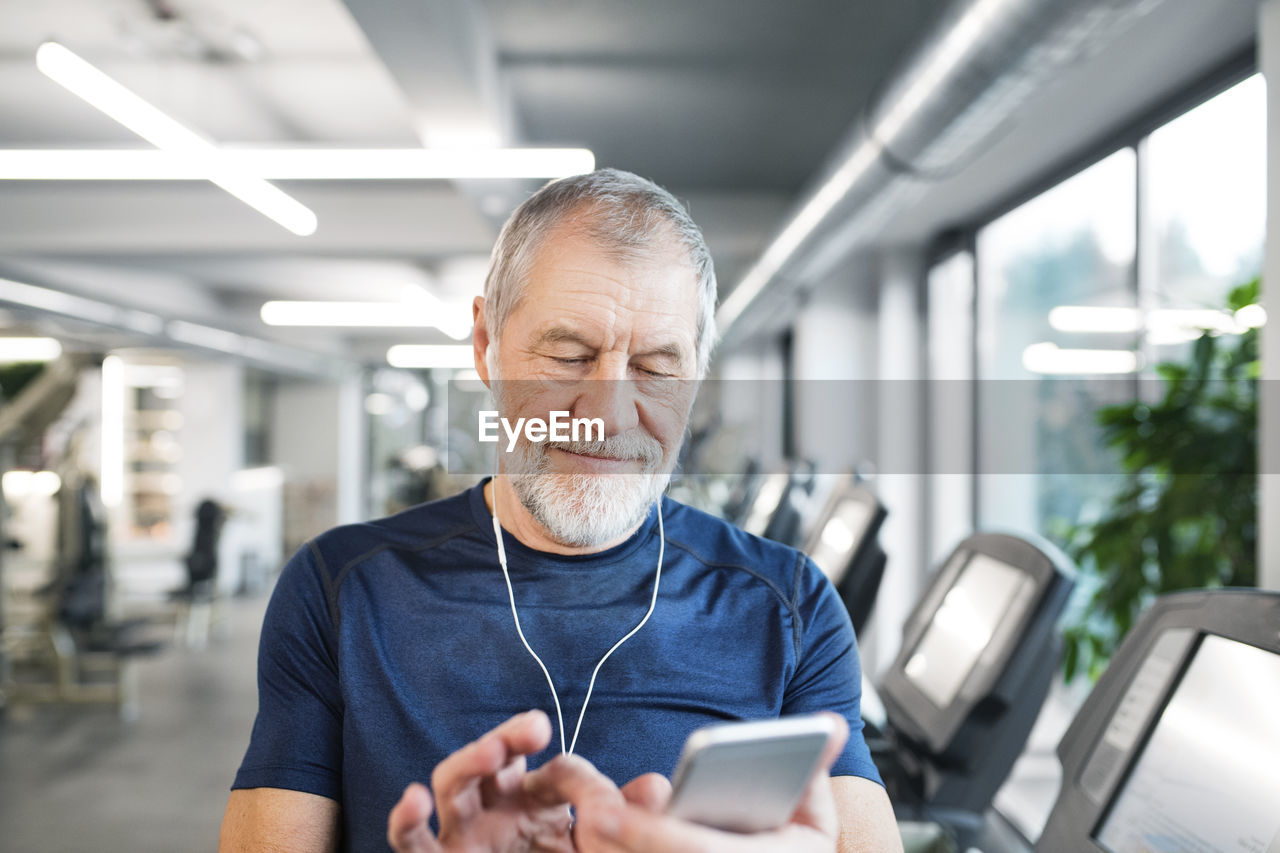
714,340 -> 788,474
787,249 -> 932,677
869,249 -> 927,677
791,255 -> 880,473
1262,0 -> 1280,590
270,373 -> 366,550
177,363 -> 245,533
178,362 -> 255,594
109,360 -> 247,598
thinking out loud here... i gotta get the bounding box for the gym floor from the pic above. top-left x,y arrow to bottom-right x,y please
0,595 -> 266,852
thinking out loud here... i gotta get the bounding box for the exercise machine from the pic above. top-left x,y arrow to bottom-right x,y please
801,475 -> 888,637
871,533 -> 1075,846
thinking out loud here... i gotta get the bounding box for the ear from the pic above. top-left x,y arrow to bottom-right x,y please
473,296 -> 493,388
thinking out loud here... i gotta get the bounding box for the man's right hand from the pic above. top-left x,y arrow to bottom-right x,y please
387,709 -> 575,853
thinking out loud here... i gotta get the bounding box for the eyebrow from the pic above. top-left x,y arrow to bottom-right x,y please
534,326 -> 688,367
535,327 -> 595,349
635,342 -> 687,367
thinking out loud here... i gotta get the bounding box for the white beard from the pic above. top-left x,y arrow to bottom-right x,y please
489,363 -> 675,547
504,434 -> 671,548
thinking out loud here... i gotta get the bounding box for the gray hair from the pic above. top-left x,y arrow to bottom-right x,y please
483,168 -> 718,376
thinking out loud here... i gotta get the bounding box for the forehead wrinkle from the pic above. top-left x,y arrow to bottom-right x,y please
517,230 -> 699,365
533,225 -> 691,306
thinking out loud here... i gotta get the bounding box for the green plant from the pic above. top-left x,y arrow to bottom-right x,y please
1059,279 -> 1259,682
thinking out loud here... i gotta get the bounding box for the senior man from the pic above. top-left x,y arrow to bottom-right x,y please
220,169 -> 902,853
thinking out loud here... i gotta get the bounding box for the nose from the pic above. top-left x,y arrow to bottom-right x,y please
572,357 -> 639,437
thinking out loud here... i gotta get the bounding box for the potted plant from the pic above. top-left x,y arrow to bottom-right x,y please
1059,279 -> 1260,681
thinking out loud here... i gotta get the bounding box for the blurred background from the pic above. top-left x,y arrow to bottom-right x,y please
0,0 -> 1275,850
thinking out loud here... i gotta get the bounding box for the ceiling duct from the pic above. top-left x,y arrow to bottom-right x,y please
0,276 -> 351,379
717,0 -> 1172,347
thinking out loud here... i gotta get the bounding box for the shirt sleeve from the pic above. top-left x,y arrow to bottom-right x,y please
781,555 -> 884,786
232,541 -> 344,800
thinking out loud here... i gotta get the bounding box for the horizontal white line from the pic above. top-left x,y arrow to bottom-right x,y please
0,148 -> 597,180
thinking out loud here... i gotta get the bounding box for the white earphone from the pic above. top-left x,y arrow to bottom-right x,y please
490,459 -> 665,756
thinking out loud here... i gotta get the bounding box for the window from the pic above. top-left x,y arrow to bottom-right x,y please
958,72 -> 1266,844
1142,74 -> 1265,362
975,149 -> 1137,535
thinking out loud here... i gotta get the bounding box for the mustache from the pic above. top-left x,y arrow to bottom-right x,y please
546,432 -> 664,465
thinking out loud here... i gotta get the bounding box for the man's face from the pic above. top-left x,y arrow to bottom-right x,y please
480,223 -> 700,547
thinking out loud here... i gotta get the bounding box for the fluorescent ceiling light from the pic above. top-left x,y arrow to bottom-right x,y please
1048,306 -> 1141,333
386,345 -> 475,369
216,147 -> 590,179
1145,326 -> 1203,346
1050,305 -> 1254,339
1150,308 -> 1239,335
1234,304 -> 1267,329
0,337 -> 63,362
0,148 -> 595,181
1022,342 -> 1139,375
35,41 -> 316,236
1,470 -> 62,499
1145,308 -> 1243,345
262,299 -> 471,340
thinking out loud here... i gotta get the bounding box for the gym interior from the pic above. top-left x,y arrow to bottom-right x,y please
1,1 -> 1278,851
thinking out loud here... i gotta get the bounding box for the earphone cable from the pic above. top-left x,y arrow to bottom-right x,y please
491,464 -> 664,756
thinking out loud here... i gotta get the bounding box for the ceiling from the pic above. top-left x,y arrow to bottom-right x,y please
0,0 -> 1260,368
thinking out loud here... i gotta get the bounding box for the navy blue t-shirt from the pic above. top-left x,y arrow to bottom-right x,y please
233,480 -> 882,850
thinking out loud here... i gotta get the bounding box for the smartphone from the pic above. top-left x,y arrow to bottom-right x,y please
665,714 -> 839,833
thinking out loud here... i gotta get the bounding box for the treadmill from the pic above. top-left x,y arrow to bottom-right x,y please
738,469 -> 801,543
801,475 -> 888,637
1031,588 -> 1280,852
871,532 -> 1075,846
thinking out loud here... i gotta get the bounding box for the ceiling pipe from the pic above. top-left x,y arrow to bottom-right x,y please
716,0 -> 1173,347
0,275 -> 351,379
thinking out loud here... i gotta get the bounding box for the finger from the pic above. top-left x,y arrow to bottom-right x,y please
494,753 -> 528,796
790,773 -> 840,840
528,804 -> 576,850
478,752 -> 528,807
815,712 -> 850,769
620,773 -> 672,813
522,753 -> 623,809
431,710 -> 553,826
578,803 -> 765,853
387,783 -> 443,853
789,712 -> 850,835
609,807 -> 833,853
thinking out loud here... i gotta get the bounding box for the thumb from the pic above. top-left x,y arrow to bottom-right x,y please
790,713 -> 849,835
620,773 -> 672,813
388,782 -> 443,853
